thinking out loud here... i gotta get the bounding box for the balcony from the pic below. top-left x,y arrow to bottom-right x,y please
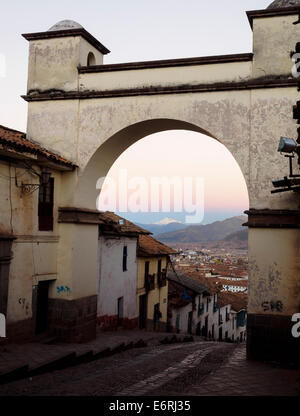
237,310 -> 246,328
145,274 -> 155,292
157,269 -> 167,287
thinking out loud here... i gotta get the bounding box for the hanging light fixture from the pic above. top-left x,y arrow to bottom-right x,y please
15,165 -> 52,195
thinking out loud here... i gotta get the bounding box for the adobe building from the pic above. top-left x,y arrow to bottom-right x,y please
1,1 -> 299,362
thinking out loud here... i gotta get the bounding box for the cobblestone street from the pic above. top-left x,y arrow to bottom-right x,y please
1,341 -> 299,396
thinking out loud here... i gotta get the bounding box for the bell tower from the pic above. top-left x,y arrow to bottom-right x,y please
248,1 -> 300,79
23,20 -> 110,94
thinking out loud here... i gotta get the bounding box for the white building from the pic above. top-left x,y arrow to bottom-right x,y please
217,292 -> 247,342
167,270 -> 247,342
97,212 -> 150,330
167,271 -> 217,337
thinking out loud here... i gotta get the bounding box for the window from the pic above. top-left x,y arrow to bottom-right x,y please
144,261 -> 150,287
145,261 -> 149,278
157,259 -> 162,277
87,52 -> 96,66
122,246 -> 127,271
206,297 -> 209,312
38,177 -> 54,231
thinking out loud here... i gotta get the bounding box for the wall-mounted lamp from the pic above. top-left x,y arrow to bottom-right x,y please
15,165 -> 51,195
271,137 -> 300,194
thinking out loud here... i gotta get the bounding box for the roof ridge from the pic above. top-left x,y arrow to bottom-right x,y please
0,124 -> 76,167
0,124 -> 25,135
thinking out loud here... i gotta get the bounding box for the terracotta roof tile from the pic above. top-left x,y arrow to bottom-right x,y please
217,291 -> 248,312
98,211 -> 151,235
0,125 -> 75,168
137,234 -> 177,257
167,270 -> 210,295
182,270 -> 222,294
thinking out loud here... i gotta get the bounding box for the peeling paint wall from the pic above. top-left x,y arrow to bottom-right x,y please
248,228 -> 300,316
0,160 -> 61,325
252,15 -> 300,78
27,37 -> 104,93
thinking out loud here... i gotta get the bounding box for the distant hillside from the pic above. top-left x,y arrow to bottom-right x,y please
156,216 -> 247,243
136,221 -> 187,236
224,229 -> 248,242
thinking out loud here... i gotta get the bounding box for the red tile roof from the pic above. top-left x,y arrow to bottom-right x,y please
181,270 -> 222,294
98,211 -> 151,236
0,125 -> 75,168
217,291 -> 248,312
137,234 -> 177,257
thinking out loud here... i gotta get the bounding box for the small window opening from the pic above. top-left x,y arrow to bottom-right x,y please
87,52 -> 96,66
123,246 -> 128,271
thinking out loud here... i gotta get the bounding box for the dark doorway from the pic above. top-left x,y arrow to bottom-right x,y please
188,311 -> 193,334
176,314 -> 181,334
139,294 -> 147,329
38,177 -> 54,231
219,327 -> 223,341
196,322 -> 201,336
0,237 -> 14,317
35,281 -> 50,334
205,316 -> 208,336
117,296 -> 124,326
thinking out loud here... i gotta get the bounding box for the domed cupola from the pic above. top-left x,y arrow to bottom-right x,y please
268,0 -> 300,8
48,20 -> 83,31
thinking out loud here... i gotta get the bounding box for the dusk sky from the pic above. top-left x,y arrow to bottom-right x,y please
0,1 -> 271,224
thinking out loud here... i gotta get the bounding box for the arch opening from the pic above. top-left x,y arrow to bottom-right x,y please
92,120 -> 249,337
97,129 -> 249,226
73,118 -> 249,217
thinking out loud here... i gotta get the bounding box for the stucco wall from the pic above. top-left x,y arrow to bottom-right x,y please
0,160 -> 62,324
27,36 -> 104,93
97,235 -> 138,320
79,60 -> 252,92
137,256 -> 168,324
252,15 -> 300,78
248,227 -> 300,316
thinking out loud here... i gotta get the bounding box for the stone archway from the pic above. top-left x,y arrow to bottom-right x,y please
22,3 -> 300,362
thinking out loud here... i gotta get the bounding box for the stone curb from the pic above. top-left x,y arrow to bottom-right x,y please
0,335 -> 194,385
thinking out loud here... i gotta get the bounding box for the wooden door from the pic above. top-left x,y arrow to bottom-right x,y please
139,294 -> 147,329
35,281 -> 50,334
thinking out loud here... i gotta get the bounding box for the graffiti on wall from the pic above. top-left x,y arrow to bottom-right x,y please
56,285 -> 71,295
261,300 -> 283,312
18,298 -> 30,315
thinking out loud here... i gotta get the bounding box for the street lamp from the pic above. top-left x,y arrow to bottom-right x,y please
278,137 -> 298,153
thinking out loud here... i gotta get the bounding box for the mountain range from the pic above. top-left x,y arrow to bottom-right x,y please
144,215 -> 247,243
136,220 -> 187,236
